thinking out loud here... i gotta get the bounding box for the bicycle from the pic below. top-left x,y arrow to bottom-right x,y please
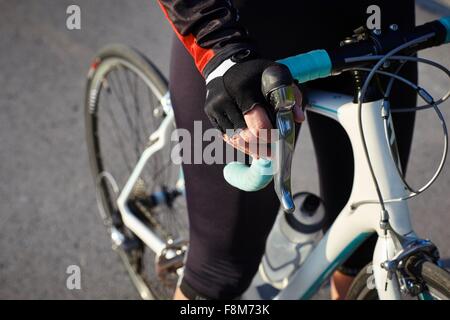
85,16 -> 450,300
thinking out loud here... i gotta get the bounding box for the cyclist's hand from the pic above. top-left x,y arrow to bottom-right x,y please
204,58 -> 304,158
223,85 -> 304,158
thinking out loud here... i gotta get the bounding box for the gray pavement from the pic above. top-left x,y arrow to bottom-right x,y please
0,0 -> 449,299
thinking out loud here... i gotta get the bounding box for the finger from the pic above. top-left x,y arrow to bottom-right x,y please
223,133 -> 272,159
293,104 -> 305,123
292,85 -> 305,123
213,112 -> 234,133
226,107 -> 247,130
237,127 -> 255,144
223,132 -> 249,155
226,128 -> 249,146
206,116 -> 224,134
243,105 -> 273,143
237,127 -> 272,159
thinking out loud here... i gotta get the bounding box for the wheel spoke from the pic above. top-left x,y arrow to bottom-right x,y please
102,88 -> 134,173
119,67 -> 146,160
124,68 -> 149,146
108,69 -> 141,160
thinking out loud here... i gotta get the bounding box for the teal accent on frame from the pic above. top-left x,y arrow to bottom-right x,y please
310,104 -> 338,115
178,167 -> 184,181
439,16 -> 450,43
300,232 -> 373,300
278,50 -> 332,84
418,291 -> 434,300
177,167 -> 186,193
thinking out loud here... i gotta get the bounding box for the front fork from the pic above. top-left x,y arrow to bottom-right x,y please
373,229 -> 440,299
373,231 -> 402,299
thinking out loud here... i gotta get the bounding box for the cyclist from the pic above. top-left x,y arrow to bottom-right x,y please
158,0 -> 417,300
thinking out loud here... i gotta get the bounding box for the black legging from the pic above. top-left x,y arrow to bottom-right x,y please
170,0 -> 416,299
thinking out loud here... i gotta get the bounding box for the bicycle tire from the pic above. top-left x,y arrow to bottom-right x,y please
346,261 -> 450,300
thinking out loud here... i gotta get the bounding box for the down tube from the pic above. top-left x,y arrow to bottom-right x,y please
275,212 -> 375,300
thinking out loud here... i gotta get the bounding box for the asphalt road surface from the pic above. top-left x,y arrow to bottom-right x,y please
1,0 -> 449,299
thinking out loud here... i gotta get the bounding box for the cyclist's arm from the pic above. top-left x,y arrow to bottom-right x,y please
157,0 -> 254,77
158,0 -> 304,156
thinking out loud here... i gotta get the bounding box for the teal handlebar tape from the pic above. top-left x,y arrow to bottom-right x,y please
439,16 -> 450,43
223,158 -> 274,192
277,49 -> 332,83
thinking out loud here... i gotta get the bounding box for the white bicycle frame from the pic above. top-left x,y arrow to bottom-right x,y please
272,89 -> 415,300
116,88 -> 426,300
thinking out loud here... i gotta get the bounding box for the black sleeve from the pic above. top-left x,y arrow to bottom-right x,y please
158,0 -> 254,76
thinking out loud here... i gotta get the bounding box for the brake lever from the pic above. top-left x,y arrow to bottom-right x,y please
262,65 -> 296,213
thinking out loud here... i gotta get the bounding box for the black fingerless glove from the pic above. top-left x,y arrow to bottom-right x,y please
204,58 -> 276,132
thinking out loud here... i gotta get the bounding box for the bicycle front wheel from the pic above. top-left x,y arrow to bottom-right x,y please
346,261 -> 450,300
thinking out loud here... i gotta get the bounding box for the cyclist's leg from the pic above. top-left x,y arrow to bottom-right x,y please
169,0 -> 417,299
169,37 -> 280,299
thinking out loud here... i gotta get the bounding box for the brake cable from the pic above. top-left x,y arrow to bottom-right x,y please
352,64 -> 448,198
340,33 -> 449,292
341,34 -> 450,211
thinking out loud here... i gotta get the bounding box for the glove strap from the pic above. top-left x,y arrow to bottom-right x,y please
205,58 -> 236,85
